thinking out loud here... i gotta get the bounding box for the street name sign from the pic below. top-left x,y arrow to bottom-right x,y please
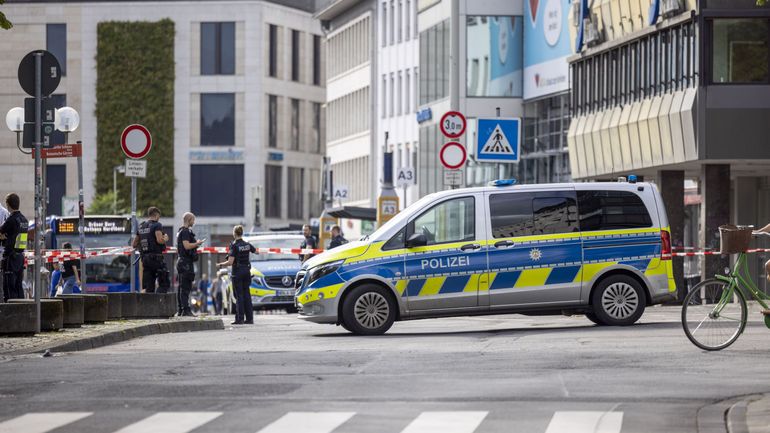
439,141 -> 467,170
440,111 -> 466,139
476,117 -> 521,163
121,124 -> 152,159
125,159 -> 147,178
30,143 -> 82,159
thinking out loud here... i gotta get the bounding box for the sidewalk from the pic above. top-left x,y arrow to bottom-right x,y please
745,394 -> 770,433
0,316 -> 224,358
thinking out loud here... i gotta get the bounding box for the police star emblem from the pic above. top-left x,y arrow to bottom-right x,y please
529,248 -> 542,261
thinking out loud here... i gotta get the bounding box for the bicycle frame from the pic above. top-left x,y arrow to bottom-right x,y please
714,253 -> 770,311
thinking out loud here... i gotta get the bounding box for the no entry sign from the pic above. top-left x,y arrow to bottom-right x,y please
121,124 -> 152,159
439,141 -> 467,170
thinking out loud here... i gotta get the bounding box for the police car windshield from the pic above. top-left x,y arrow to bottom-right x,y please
248,238 -> 302,262
365,193 -> 438,241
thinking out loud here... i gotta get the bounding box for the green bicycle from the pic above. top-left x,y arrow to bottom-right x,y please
681,229 -> 770,351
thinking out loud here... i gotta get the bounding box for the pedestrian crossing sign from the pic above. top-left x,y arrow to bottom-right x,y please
475,117 -> 521,163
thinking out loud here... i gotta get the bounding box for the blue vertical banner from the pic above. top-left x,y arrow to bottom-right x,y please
523,0 -> 572,99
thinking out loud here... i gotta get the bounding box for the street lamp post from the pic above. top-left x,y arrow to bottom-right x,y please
113,165 -> 126,214
54,107 -> 83,291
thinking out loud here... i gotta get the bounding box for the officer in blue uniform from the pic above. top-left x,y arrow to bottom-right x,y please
176,212 -> 203,316
0,194 -> 28,301
217,225 -> 255,325
133,207 -> 170,293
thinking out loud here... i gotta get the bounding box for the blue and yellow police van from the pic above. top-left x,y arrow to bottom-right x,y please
295,179 -> 676,335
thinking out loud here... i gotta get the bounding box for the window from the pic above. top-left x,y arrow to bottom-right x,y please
397,72 -> 403,116
291,98 -> 300,151
268,95 -> 277,148
382,2 -> 388,47
201,93 -> 235,146
201,22 -> 235,75
269,24 -> 278,77
419,20 -> 452,104
389,73 -> 395,117
313,35 -> 321,85
46,24 -> 66,76
265,165 -> 282,218
46,164 -> 66,215
409,197 -> 475,245
312,102 -> 321,153
577,190 -> 652,231
383,227 -> 406,250
288,167 -> 304,219
291,29 -> 300,82
382,74 -> 387,118
712,19 -> 770,84
405,70 -> 411,113
390,0 -> 395,45
533,196 -> 578,235
191,164 -> 244,216
489,192 -> 534,238
397,0 -> 403,42
405,0 -> 410,40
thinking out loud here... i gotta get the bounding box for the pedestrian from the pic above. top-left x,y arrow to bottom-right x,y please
211,270 -> 224,315
217,225 -> 255,325
59,242 -> 81,294
0,193 -> 28,301
133,207 -> 170,293
198,273 -> 210,313
0,200 -> 8,301
299,224 -> 317,262
176,212 -> 203,316
329,225 -> 348,249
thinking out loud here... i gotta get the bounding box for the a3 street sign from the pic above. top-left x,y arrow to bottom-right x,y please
17,50 -> 61,97
439,141 -> 467,170
476,117 -> 521,163
396,167 -> 416,188
440,111 -> 467,139
121,124 -> 152,159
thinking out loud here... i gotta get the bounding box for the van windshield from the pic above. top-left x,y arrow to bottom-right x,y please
365,193 -> 439,242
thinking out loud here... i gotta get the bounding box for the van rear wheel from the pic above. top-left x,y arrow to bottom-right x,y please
584,312 -> 606,326
341,284 -> 396,335
591,275 -> 646,326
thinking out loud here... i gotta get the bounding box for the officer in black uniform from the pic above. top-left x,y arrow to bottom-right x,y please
217,225 -> 255,325
299,224 -> 317,263
329,225 -> 348,249
133,207 -> 170,293
0,194 -> 29,301
176,212 -> 204,316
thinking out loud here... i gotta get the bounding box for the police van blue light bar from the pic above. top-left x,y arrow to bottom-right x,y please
627,175 -> 638,184
489,178 -> 518,187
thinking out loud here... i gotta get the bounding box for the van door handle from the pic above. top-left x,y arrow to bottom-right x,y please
494,240 -> 515,248
460,243 -> 481,251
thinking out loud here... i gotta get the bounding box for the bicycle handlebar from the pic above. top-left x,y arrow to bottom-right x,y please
752,231 -> 770,237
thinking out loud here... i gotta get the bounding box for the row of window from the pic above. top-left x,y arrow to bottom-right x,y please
201,93 -> 321,152
381,0 -> 418,47
331,156 -> 371,203
384,190 -> 652,249
327,16 -> 371,79
326,87 -> 370,142
381,68 -> 418,118
571,20 -> 698,115
419,20 -> 450,106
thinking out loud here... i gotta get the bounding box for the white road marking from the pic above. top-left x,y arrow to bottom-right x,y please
544,411 -> 624,433
256,412 -> 355,433
400,411 -> 488,433
113,412 -> 222,433
0,412 -> 92,433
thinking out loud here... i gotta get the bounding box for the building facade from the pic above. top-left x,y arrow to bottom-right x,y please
566,0 -> 770,292
0,0 -> 325,237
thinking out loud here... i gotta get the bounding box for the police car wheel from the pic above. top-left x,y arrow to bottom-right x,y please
584,312 -> 606,326
341,285 -> 396,335
591,275 -> 646,326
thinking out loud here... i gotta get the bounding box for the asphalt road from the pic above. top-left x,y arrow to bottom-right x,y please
0,306 -> 769,433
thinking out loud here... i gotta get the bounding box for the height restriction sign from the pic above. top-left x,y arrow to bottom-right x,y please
440,111 -> 466,139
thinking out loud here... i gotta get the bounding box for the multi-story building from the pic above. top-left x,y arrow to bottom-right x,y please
566,0 -> 770,293
0,0 -> 325,238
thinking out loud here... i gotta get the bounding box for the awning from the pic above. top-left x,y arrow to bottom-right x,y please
326,206 -> 377,221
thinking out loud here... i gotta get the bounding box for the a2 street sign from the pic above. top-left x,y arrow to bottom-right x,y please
440,111 -> 467,139
125,159 -> 147,178
439,141 -> 467,170
17,50 -> 61,97
121,124 -> 152,159
396,167 -> 416,188
475,118 -> 521,163
333,185 -> 349,201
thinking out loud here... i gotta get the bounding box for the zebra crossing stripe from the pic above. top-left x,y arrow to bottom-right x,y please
544,411 -> 623,433
0,412 -> 92,433
113,412 -> 222,433
256,412 -> 355,433
400,411 -> 488,433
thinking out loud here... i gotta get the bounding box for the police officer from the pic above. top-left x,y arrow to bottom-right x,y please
0,193 -> 28,301
132,207 -> 170,293
217,225 -> 255,325
329,225 -> 348,249
176,212 -> 204,316
299,224 -> 317,262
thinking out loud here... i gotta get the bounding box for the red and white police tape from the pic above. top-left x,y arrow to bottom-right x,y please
24,246 -> 324,264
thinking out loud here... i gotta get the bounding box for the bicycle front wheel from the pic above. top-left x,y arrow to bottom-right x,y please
682,279 -> 747,351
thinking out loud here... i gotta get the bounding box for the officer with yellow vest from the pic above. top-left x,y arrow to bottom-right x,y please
0,193 -> 28,301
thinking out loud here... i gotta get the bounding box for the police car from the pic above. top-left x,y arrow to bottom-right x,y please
242,233 -> 304,310
295,178 -> 676,335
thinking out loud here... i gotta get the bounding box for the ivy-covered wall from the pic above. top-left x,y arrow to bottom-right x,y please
95,19 -> 175,216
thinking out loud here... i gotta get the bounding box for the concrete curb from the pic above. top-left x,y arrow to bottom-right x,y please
698,394 -> 769,433
34,319 -> 225,355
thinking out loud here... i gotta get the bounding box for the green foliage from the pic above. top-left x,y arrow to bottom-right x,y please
95,19 -> 175,216
0,0 -> 13,30
760,0 -> 768,5
88,190 -> 130,215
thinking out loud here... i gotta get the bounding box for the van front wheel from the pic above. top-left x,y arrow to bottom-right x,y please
591,275 -> 646,326
341,284 -> 396,335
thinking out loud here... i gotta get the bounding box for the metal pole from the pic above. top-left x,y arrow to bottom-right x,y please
130,176 -> 137,293
113,168 -> 117,214
77,141 -> 86,292
33,52 -> 42,333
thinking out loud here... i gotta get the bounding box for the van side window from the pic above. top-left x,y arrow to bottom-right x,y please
489,192 -> 535,238
410,197 -> 475,245
382,227 -> 405,250
533,196 -> 579,234
577,190 -> 652,231
490,191 -> 578,238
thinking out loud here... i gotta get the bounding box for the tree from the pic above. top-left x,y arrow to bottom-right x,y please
0,0 -> 12,30
88,191 -> 130,215
760,0 -> 768,5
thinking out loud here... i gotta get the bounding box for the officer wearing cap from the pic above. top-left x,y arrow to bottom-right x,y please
217,225 -> 255,325
133,206 -> 170,293
0,193 -> 28,301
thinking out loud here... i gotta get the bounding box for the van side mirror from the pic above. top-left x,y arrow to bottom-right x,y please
406,233 -> 428,248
